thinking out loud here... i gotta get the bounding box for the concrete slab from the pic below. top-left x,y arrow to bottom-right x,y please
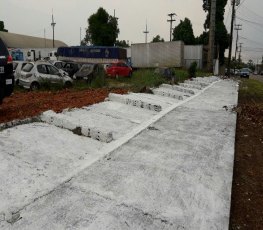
0,78 -> 239,229
82,101 -> 158,124
160,83 -> 197,95
0,123 -> 105,217
151,87 -> 186,100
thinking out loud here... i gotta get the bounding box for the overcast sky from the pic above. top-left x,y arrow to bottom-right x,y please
1,0 -> 262,62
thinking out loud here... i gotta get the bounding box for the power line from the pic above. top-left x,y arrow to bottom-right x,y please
239,35 -> 263,47
236,16 -> 263,27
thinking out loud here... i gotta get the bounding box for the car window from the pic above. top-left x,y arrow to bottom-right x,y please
46,65 -> 59,75
13,62 -> 18,70
22,63 -> 27,68
23,63 -> 34,72
54,62 -> 63,69
37,64 -> 48,74
64,63 -> 70,68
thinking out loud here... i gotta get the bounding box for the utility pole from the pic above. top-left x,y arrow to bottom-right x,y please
234,24 -> 242,70
227,0 -> 240,76
80,27 -> 82,45
207,0 -> 217,72
238,42 -> 243,64
44,28 -> 46,48
51,10 -> 56,48
167,13 -> 176,41
143,21 -> 149,43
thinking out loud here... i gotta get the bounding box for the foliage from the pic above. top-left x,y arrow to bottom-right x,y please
90,69 -> 108,88
202,0 -> 229,65
195,31 -> 209,45
84,8 -> 119,46
239,79 -> 263,102
172,18 -> 195,45
152,35 -> 164,43
188,62 -> 198,78
115,40 -> 130,47
247,60 -> 255,71
0,21 -> 8,32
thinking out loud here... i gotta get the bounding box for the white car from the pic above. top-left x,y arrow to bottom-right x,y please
13,61 -> 29,84
19,61 -> 73,90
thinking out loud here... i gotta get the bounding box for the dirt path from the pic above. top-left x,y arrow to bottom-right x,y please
229,79 -> 263,229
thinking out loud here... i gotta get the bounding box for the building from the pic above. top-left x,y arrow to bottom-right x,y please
0,31 -> 67,61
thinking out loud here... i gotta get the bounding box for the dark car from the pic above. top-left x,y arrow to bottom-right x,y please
0,38 -> 14,104
62,62 -> 82,78
240,68 -> 251,78
73,64 -> 102,83
106,61 -> 132,78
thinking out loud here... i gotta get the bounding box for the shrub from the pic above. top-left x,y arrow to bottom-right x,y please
188,61 -> 197,78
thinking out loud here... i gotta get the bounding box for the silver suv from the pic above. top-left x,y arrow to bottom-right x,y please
19,61 -> 73,90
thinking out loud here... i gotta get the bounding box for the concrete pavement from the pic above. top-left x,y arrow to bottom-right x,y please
0,78 -> 239,229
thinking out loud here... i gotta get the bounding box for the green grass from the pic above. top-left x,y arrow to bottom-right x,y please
239,78 -> 263,102
111,69 -> 167,92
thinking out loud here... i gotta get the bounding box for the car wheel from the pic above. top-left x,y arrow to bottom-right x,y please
64,81 -> 73,88
115,74 -> 119,79
30,82 -> 40,91
128,71 -> 132,78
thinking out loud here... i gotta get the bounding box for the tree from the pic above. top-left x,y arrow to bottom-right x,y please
172,18 -> 195,45
202,0 -> 229,65
115,40 -> 130,47
0,21 -> 8,32
83,7 -> 119,46
195,31 -> 209,45
152,35 -> 164,43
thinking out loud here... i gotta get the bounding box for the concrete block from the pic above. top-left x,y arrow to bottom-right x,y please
152,88 -> 184,100
160,84 -> 195,95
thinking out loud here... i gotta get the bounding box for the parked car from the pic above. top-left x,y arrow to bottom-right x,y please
49,60 -> 66,69
106,61 -> 132,78
73,64 -> 101,83
240,68 -> 250,78
62,61 -> 82,78
0,38 -> 14,104
19,61 -> 73,90
13,61 -> 29,84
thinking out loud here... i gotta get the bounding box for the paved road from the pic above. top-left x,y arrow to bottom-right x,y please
0,78 -> 239,229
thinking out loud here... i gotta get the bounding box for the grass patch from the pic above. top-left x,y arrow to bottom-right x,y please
108,69 -> 167,92
239,78 -> 263,103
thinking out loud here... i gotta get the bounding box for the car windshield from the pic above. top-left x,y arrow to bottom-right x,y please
22,63 -> 34,72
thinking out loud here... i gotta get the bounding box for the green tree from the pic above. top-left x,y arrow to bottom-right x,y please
84,7 -> 119,46
0,21 -> 8,32
196,31 -> 209,45
152,35 -> 164,43
172,18 -> 195,45
115,40 -> 130,47
202,0 -> 229,65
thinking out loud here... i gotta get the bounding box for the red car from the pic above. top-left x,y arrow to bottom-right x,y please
106,61 -> 132,78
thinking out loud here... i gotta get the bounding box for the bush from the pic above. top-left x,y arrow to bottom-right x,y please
90,68 -> 108,88
188,61 -> 197,78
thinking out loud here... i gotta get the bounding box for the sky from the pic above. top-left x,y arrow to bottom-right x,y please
1,0 -> 262,63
